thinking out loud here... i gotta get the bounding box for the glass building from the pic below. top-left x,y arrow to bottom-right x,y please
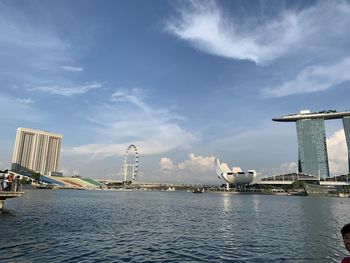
343,116 -> 350,172
296,119 -> 329,177
273,110 -> 350,177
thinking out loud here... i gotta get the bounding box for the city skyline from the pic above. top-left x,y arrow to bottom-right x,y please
0,0 -> 349,183
273,110 -> 350,178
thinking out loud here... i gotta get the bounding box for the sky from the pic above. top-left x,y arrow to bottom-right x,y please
0,0 -> 349,184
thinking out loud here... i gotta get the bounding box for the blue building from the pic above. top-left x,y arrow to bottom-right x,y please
273,110 -> 350,177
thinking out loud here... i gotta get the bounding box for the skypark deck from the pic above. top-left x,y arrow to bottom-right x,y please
272,110 -> 350,122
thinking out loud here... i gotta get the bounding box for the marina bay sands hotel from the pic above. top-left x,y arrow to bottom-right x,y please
273,110 -> 350,178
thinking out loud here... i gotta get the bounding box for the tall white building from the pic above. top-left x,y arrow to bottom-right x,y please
11,127 -> 62,176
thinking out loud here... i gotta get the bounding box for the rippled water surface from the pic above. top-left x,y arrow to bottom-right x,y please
1,189 -> 349,262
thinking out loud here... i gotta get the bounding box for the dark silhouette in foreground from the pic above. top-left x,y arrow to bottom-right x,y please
341,223 -> 350,263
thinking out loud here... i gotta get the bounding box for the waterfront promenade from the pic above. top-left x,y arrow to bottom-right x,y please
0,191 -> 24,210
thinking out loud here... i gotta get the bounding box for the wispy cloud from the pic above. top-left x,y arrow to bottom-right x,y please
64,88 -> 197,158
166,1 -> 350,65
165,0 -> 300,64
61,66 -> 84,72
0,3 -> 97,97
0,93 -> 44,122
263,57 -> 350,97
32,82 -> 104,96
0,3 -> 70,76
16,98 -> 34,104
167,0 -> 350,97
110,88 -> 149,112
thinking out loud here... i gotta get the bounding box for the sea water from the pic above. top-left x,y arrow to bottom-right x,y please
0,189 -> 349,262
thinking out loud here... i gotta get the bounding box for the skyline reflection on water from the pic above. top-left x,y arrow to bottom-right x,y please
0,189 -> 349,262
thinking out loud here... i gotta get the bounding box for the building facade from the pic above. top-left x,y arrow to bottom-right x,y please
273,110 -> 350,177
343,116 -> 350,172
11,127 -> 62,176
296,119 -> 329,177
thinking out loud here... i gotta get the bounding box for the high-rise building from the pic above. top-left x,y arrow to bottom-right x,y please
343,116 -> 350,172
11,127 -> 62,176
273,110 -> 350,177
296,118 -> 329,177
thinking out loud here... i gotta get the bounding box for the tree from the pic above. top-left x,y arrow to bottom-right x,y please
31,172 -> 41,183
291,181 -> 304,189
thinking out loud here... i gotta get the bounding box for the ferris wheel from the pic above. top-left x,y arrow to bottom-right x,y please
122,144 -> 139,183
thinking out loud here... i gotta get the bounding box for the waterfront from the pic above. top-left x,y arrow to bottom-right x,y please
1,190 -> 349,262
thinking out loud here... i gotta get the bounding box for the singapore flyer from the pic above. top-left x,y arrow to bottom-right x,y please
122,144 -> 139,183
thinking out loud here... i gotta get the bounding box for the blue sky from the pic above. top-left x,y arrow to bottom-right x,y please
0,0 -> 349,184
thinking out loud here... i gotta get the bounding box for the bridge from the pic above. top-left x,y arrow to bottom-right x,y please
319,181 -> 350,186
256,180 -> 350,186
256,172 -> 350,186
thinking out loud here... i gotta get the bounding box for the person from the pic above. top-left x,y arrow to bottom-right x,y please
0,174 -> 4,191
341,223 -> 350,263
13,175 -> 19,192
7,174 -> 13,191
2,175 -> 8,191
0,170 -> 9,191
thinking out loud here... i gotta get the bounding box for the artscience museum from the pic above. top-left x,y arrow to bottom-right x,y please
215,158 -> 256,186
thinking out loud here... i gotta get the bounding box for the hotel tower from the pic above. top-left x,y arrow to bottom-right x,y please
11,127 -> 62,176
273,110 -> 350,178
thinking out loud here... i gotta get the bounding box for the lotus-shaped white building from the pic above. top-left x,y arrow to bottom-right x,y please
215,158 -> 256,185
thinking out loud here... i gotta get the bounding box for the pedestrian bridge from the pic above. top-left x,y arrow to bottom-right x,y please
319,181 -> 350,186
256,172 -> 350,186
256,180 -> 350,186
257,173 -> 318,185
256,180 -> 294,185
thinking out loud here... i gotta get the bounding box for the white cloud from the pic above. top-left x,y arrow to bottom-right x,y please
157,153 -> 217,184
264,57 -> 350,97
327,129 -> 348,175
16,98 -> 34,104
64,88 -> 197,158
32,82 -> 103,96
178,153 -> 215,172
279,162 -> 298,174
166,1 -> 350,64
159,157 -> 175,173
160,153 -> 215,174
61,66 -> 84,72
